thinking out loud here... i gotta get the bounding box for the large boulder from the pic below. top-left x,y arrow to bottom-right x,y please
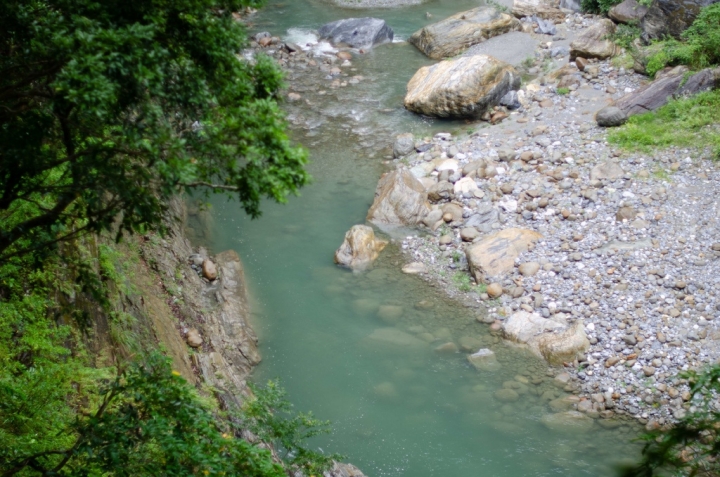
512,0 -> 566,20
467,349 -> 501,371
608,0 -> 649,24
677,67 -> 720,96
318,18 -> 394,49
404,55 -> 521,118
614,66 -> 688,116
334,225 -> 388,270
595,106 -> 628,127
503,311 -> 590,364
408,6 -> 522,60
465,228 -> 542,283
642,0 -> 720,42
367,169 -> 431,226
570,19 -> 617,60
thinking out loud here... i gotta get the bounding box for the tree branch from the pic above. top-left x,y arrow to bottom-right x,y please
182,181 -> 239,191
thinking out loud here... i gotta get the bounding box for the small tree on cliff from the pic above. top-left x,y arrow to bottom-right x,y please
0,0 -> 309,262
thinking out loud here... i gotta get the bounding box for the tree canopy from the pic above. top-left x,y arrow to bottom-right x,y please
0,0 -> 309,261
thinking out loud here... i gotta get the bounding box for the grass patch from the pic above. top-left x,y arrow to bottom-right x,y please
556,87 -> 570,96
607,90 -> 720,158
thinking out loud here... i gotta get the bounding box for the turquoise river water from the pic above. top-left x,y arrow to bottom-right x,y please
208,1 -> 642,475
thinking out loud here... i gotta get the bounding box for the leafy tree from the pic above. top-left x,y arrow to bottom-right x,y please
1,352 -> 287,476
618,365 -> 720,477
0,0 -> 309,262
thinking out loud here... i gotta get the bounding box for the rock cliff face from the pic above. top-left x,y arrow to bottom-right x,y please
134,199 -> 260,407
641,0 -> 720,41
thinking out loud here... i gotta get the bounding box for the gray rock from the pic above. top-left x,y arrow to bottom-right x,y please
677,67 -> 720,97
608,0 -> 649,25
393,133 -> 415,158
595,106 -> 628,127
642,0 -> 720,42
460,227 -> 481,242
468,348 -> 501,371
499,90 -> 522,110
318,18 -> 394,49
615,66 -> 688,116
590,161 -> 624,181
534,16 -> 557,35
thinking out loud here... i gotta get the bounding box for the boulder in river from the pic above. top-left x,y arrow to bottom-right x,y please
334,224 -> 388,270
404,54 -> 521,118
641,0 -> 720,42
408,6 -> 522,59
569,19 -> 617,60
503,311 -> 590,364
393,133 -> 415,158
608,0 -> 649,24
512,0 -> 565,21
465,228 -> 541,283
468,348 -> 501,371
318,18 -> 394,49
367,169 -> 431,227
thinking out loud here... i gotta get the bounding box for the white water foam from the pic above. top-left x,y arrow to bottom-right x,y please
285,28 -> 336,56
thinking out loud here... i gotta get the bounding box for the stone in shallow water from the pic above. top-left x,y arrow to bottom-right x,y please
541,411 -> 594,433
468,348 -> 501,371
334,224 -> 388,270
318,18 -> 394,49
402,262 -> 427,274
366,328 -> 426,349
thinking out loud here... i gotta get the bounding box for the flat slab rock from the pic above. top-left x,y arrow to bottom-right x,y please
318,17 -> 394,49
409,6 -> 522,60
465,227 -> 542,282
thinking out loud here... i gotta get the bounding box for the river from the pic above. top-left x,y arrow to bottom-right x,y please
209,1 -> 641,475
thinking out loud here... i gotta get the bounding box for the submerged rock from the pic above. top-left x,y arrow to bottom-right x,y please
404,54 -> 521,118
465,228 -> 542,283
367,169 -> 431,226
541,411 -> 594,433
408,6 -> 522,59
334,224 -> 388,270
318,18 -> 394,49
570,19 -> 617,60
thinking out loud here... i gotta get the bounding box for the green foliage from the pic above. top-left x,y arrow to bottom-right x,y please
610,24 -> 643,51
240,380 -> 340,475
618,364 -> 720,476
608,89 -> 720,157
643,3 -> 720,77
2,352 -> 287,476
556,87 -> 570,95
0,0 -> 309,262
581,0 -> 622,14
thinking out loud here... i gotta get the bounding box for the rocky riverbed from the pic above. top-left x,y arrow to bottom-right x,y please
246,4 -> 720,432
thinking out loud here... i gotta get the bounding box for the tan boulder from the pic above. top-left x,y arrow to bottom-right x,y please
334,225 -> 388,270
186,328 -> 203,348
512,0 -> 566,21
367,169 -> 431,226
404,55 -> 521,119
465,228 -> 542,283
202,259 -> 218,280
409,6 -> 522,60
570,19 -> 617,60
503,311 -> 590,364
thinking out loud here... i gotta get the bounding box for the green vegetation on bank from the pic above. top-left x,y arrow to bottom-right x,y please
619,365 -> 720,476
0,0 -> 330,475
0,0 -> 309,263
607,89 -> 720,157
642,3 -> 720,77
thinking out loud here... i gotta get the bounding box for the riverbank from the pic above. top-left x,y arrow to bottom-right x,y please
248,6 -> 720,433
